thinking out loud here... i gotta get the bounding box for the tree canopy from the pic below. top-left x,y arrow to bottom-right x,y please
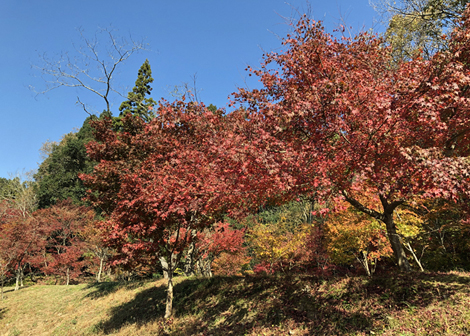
234,7 -> 470,270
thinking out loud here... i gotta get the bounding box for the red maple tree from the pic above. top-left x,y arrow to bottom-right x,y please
81,100 -> 275,317
191,222 -> 248,277
0,200 -> 49,292
33,200 -> 93,285
234,8 -> 470,271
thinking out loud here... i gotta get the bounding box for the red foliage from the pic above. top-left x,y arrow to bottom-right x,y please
194,222 -> 250,276
32,200 -> 93,284
81,100 -> 281,316
233,8 -> 470,270
196,222 -> 246,257
80,100 -> 282,270
0,201 -> 49,288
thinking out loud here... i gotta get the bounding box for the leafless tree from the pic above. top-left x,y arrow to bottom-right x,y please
166,73 -> 202,103
32,26 -> 148,115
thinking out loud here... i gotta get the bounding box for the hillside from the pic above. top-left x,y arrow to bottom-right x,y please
1,272 -> 470,335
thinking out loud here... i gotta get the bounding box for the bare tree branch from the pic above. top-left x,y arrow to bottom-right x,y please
166,73 -> 203,103
31,26 -> 148,114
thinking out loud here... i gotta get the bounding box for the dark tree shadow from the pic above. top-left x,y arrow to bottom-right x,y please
91,271 -> 470,335
364,271 -> 470,308
0,307 -> 7,320
83,280 -> 152,299
172,275 -> 375,335
1,287 -> 15,295
92,282 -> 167,334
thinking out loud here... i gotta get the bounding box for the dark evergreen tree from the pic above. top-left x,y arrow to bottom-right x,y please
35,60 -> 157,208
34,115 -> 98,208
119,59 -> 157,122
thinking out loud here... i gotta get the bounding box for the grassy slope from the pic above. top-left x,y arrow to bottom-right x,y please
1,272 -> 470,335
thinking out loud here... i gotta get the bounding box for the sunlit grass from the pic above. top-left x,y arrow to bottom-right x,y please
0,272 -> 469,335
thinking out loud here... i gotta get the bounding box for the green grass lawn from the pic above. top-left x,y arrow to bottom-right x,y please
1,271 -> 470,335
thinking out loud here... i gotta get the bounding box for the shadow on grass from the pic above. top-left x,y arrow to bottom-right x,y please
171,275 -> 375,335
365,271 -> 470,308
0,307 -> 7,320
92,271 -> 470,335
1,287 -> 15,295
83,280 -> 152,300
92,281 -> 167,334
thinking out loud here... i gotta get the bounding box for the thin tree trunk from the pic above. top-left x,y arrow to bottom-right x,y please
97,257 -> 104,282
165,272 -> 174,319
371,258 -> 378,274
356,251 -> 371,276
163,250 -> 181,318
405,242 -> 425,272
1,278 -> 4,300
43,250 -> 48,268
204,258 -> 213,278
15,269 -> 20,291
164,251 -> 178,318
184,241 -> 196,276
160,256 -> 169,279
66,268 -> 70,286
195,258 -> 202,276
20,267 -> 24,287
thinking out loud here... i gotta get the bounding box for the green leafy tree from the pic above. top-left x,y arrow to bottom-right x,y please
0,173 -> 37,218
0,177 -> 17,200
118,59 -> 157,122
35,116 -> 98,208
373,0 -> 469,61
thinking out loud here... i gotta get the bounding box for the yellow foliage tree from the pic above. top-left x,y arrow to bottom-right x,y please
326,191 -> 426,275
248,212 -> 312,274
325,202 -> 393,276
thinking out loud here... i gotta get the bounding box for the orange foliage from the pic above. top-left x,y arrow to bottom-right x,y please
325,192 -> 393,275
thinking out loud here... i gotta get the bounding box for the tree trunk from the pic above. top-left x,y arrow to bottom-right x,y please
204,258 -> 213,278
66,268 -> 70,286
43,250 -> 48,268
384,212 -> 411,272
1,278 -> 4,300
162,251 -> 180,318
97,257 -> 104,282
15,268 -> 21,291
184,241 -> 196,276
356,251 -> 371,276
165,272 -> 174,319
195,259 -> 202,276
371,258 -> 378,274
405,242 -> 425,272
20,267 -> 24,287
344,192 -> 411,272
160,256 -> 169,279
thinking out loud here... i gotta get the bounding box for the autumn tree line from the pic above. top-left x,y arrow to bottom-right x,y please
3,0 -> 470,317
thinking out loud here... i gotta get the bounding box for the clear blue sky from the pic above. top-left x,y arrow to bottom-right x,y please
0,0 -> 381,179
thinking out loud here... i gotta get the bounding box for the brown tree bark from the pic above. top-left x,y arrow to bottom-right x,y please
343,191 -> 411,272
383,211 -> 411,271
